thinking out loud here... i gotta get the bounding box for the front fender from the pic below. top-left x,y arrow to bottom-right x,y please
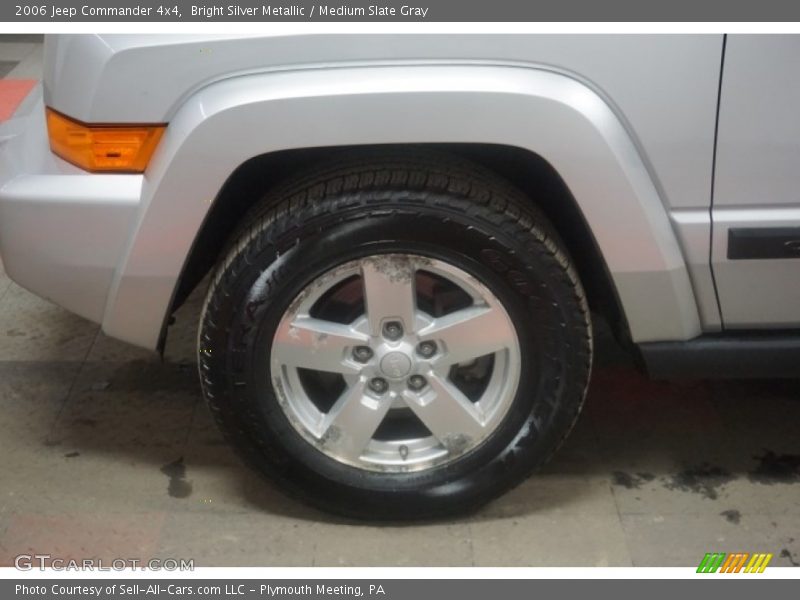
102,64 -> 702,348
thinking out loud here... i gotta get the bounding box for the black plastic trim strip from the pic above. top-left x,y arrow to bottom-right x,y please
727,227 -> 800,260
639,333 -> 800,379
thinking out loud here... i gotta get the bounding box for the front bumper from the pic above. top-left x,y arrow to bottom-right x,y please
0,86 -> 142,325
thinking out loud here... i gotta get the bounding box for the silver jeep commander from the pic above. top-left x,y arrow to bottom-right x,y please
1,34 -> 798,519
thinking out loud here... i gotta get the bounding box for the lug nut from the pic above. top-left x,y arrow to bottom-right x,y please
408,375 -> 427,391
369,377 -> 388,394
383,321 -> 403,340
352,346 -> 373,362
417,341 -> 437,358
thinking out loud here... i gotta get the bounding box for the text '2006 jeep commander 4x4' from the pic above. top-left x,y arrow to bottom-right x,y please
1,34 -> 799,519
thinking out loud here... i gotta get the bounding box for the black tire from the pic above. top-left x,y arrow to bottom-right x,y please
198,150 -> 592,520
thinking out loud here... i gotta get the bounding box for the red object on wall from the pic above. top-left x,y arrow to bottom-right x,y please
0,79 -> 37,122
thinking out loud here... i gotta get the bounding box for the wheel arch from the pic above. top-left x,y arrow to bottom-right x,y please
166,143 -> 629,353
100,64 -> 702,350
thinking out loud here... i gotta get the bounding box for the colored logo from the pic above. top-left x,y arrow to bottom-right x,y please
697,552 -> 773,573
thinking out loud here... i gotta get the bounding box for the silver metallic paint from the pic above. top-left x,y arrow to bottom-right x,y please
713,35 -> 800,328
45,34 -> 723,212
103,64 -> 702,347
0,90 -> 141,322
1,34 -> 731,350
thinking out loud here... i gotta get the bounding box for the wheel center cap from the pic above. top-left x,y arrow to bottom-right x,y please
380,351 -> 412,379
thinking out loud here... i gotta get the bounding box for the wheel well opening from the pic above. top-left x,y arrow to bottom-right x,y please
162,144 -> 629,351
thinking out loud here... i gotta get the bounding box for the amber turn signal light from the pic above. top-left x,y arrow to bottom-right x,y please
46,108 -> 166,173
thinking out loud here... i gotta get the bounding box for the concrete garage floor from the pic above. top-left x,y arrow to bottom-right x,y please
1,36 -> 800,568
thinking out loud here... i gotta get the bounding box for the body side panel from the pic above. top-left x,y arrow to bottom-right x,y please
46,34 -> 722,213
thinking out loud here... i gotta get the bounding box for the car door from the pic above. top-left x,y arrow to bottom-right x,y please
712,34 -> 800,328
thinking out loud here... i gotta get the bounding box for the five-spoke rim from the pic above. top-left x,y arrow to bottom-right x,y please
270,254 -> 521,472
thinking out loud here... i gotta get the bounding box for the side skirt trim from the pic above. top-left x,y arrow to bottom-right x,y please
639,333 -> 800,379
